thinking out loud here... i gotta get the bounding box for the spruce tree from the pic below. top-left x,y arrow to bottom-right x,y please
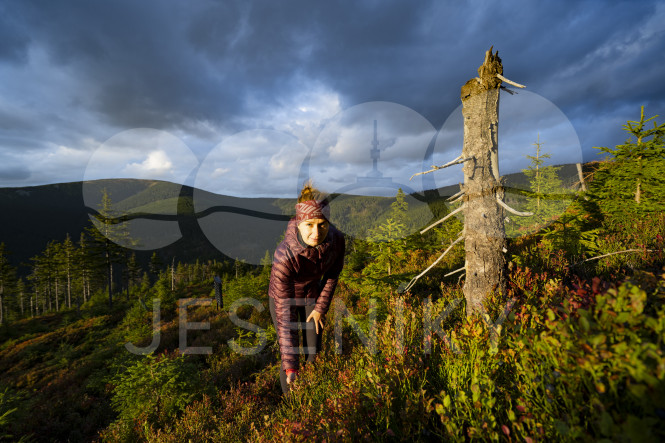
30,242 -> 58,312
512,135 -> 568,235
140,271 -> 151,295
28,255 -> 43,315
62,234 -> 76,309
77,231 -> 93,305
86,188 -> 126,308
365,189 -> 409,278
0,243 -> 17,325
122,252 -> 142,301
47,241 -> 62,311
260,250 -> 272,276
367,218 -> 407,277
390,188 -> 409,228
589,107 -> 665,229
16,278 -> 26,318
149,252 -> 163,282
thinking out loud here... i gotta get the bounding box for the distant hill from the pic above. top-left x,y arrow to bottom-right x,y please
0,181 -> 91,270
0,163 -> 584,273
0,179 -> 448,272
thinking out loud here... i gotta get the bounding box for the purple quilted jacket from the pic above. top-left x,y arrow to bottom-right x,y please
268,218 -> 345,371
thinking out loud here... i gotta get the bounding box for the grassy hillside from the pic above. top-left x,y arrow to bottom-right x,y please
0,278 -> 271,442
1,220 -> 662,441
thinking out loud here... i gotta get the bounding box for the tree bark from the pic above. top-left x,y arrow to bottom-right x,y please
576,163 -> 587,192
67,265 -> 71,309
55,277 -> 59,311
82,271 -> 88,304
460,48 -> 508,315
635,178 -> 641,204
108,258 -> 113,308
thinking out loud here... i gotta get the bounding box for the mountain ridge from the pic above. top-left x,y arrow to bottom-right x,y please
0,162 -> 584,273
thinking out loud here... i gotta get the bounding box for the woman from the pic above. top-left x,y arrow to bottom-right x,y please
268,183 -> 345,393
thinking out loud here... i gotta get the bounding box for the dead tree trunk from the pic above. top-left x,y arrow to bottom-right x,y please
404,48 -> 527,313
460,48 -> 508,315
576,163 -> 587,192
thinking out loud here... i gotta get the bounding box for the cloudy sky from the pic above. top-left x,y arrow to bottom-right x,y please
1,0 -> 664,198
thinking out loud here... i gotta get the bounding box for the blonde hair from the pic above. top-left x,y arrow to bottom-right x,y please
297,181 -> 327,203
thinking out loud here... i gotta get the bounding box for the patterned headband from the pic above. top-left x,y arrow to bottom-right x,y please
295,200 -> 330,225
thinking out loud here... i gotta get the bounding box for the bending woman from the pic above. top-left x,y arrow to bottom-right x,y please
268,184 -> 345,393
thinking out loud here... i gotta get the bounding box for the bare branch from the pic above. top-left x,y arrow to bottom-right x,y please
572,248 -> 660,266
447,186 -> 465,202
444,266 -> 465,277
576,163 -> 587,192
403,234 -> 464,292
420,205 -> 464,234
410,156 -> 473,180
496,197 -> 533,217
496,74 -> 526,89
449,193 -> 465,205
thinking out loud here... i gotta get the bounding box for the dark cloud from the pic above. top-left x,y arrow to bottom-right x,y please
0,166 -> 30,181
8,0 -> 665,127
0,0 -> 664,190
0,2 -> 30,63
0,109 -> 36,132
6,0 -> 242,130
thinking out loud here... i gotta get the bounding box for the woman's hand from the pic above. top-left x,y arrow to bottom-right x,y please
306,309 -> 324,334
286,370 -> 298,385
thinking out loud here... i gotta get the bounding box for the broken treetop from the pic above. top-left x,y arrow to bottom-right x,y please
461,48 -> 503,101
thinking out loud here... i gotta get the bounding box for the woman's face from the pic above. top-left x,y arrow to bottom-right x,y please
297,218 -> 329,247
